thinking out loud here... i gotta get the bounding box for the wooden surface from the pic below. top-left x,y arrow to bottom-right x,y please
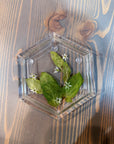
0,0 -> 114,144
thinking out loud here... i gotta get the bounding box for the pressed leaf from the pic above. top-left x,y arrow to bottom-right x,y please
62,62 -> 71,82
26,78 -> 43,94
50,51 -> 64,68
40,72 -> 63,107
64,72 -> 84,102
50,51 -> 71,82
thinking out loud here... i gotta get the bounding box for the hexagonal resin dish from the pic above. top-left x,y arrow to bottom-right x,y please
17,33 -> 96,119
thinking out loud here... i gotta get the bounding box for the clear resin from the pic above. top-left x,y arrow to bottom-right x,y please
17,33 -> 96,119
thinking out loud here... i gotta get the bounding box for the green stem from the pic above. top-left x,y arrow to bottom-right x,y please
60,67 -> 63,86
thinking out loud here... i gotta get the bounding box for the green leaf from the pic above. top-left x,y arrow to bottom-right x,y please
50,51 -> 64,68
64,72 -> 84,102
62,62 -> 71,82
40,72 -> 63,107
50,51 -> 71,82
26,78 -> 43,94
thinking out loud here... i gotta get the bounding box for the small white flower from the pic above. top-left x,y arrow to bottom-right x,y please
54,66 -> 59,73
64,81 -> 72,90
57,97 -> 62,103
54,97 -> 62,104
30,89 -> 36,93
62,53 -> 68,61
29,73 -> 38,79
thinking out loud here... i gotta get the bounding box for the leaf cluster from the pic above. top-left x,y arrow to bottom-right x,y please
26,52 -> 83,107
